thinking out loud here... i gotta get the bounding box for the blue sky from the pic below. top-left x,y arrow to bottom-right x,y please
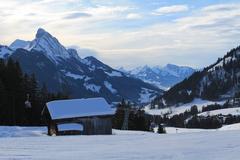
1,0 -> 240,69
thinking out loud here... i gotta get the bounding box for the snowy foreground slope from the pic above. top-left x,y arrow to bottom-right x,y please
0,126 -> 240,160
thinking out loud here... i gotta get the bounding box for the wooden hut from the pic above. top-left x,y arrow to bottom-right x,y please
46,97 -> 114,136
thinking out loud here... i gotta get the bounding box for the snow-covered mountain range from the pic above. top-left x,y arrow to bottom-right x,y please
0,28 -> 162,104
119,64 -> 195,90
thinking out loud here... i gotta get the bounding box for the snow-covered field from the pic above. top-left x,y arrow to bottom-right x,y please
0,126 -> 47,138
145,98 -> 226,116
198,107 -> 240,116
0,125 -> 240,160
165,123 -> 240,133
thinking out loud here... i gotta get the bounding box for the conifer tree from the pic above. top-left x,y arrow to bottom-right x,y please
0,58 -> 69,125
157,124 -> 166,134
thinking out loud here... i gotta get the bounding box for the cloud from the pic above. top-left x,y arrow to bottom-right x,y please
152,5 -> 189,15
68,45 -> 99,58
84,5 -> 130,20
175,3 -> 240,30
63,12 -> 92,19
202,3 -> 238,12
87,3 -> 240,68
1,1 -> 240,69
126,13 -> 142,19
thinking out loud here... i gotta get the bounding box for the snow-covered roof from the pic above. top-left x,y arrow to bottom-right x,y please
46,98 -> 114,120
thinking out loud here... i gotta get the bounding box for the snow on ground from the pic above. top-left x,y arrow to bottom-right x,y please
0,126 -> 47,138
65,72 -> 85,80
83,83 -> 101,93
62,70 -> 92,81
105,71 -> 123,77
0,127 -> 240,160
164,127 -> 214,134
104,81 -> 117,94
155,122 -> 240,134
138,88 -> 156,103
164,122 -> 240,134
142,79 -> 169,90
145,106 -> 172,115
198,107 -> 240,116
84,76 -> 92,81
112,129 -> 153,135
138,88 -> 152,103
145,98 -> 226,116
219,123 -> 240,131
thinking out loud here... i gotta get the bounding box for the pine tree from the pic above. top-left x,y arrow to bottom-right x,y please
190,105 -> 198,115
0,58 -> 69,126
157,124 -> 166,134
40,83 -> 48,103
29,73 -> 38,101
0,79 -> 6,123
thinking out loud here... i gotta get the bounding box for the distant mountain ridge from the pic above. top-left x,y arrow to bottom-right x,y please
0,28 -> 162,104
120,64 -> 195,90
9,39 -> 31,51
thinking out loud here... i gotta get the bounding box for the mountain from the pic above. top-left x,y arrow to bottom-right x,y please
1,28 -> 162,104
9,39 -> 30,50
121,64 -> 195,90
152,46 -> 240,107
0,45 -> 13,58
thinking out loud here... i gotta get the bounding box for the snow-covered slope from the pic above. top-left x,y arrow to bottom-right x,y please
163,123 -> 240,133
145,98 -> 226,116
123,64 -> 195,90
0,126 -> 240,160
26,28 -> 71,62
0,45 -> 13,58
0,126 -> 47,137
198,107 -> 240,116
9,39 -> 30,50
219,123 -> 240,131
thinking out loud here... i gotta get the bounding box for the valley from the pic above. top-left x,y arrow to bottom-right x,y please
1,1 -> 240,159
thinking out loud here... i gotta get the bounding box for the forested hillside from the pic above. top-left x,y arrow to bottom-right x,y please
152,46 -> 240,107
0,58 -> 68,125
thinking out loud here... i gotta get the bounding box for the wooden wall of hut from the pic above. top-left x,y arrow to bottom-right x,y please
49,116 -> 112,136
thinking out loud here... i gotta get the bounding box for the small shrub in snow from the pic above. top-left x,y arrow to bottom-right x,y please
157,124 -> 166,134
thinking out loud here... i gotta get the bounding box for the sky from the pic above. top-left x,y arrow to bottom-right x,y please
1,0 -> 240,69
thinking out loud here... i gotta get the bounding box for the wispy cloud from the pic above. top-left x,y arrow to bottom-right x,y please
63,12 -> 92,19
126,13 -> 142,19
152,5 -> 189,15
202,3 -> 238,12
175,3 -> 240,29
92,3 -> 240,68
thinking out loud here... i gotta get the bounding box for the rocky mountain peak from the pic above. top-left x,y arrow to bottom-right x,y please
27,28 -> 71,62
36,28 -> 49,39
